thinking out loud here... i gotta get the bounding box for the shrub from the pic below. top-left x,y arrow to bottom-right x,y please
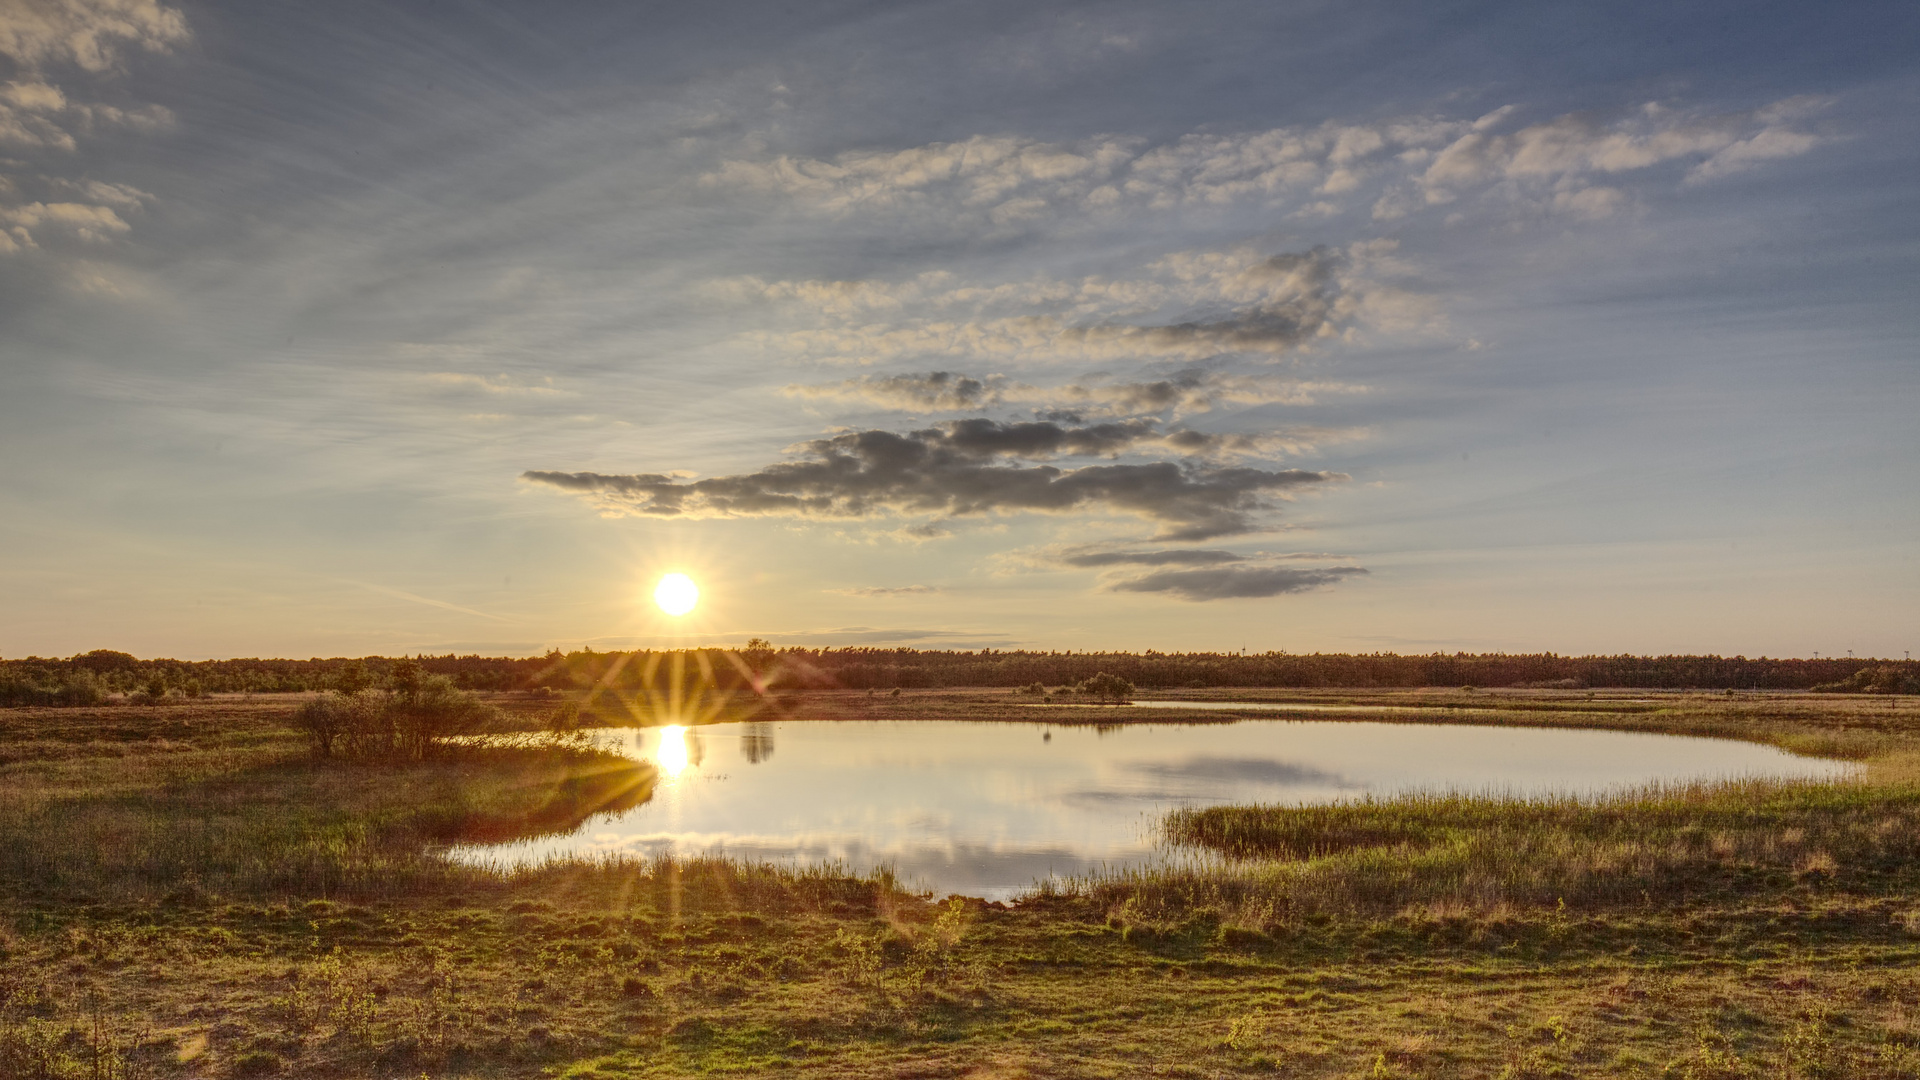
1076,672 -> 1135,701
296,679 -> 495,761
295,693 -> 360,758
56,670 -> 104,707
388,676 -> 492,758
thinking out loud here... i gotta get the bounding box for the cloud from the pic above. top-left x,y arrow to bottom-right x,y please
1125,756 -> 1353,787
788,368 -> 1367,418
68,99 -> 172,131
702,132 -> 1143,218
1009,544 -> 1354,570
0,199 -> 128,242
706,98 -> 1826,229
0,0 -> 188,71
341,579 -> 507,622
51,178 -> 151,207
1052,547 -> 1246,568
420,372 -> 569,397
740,245 -> 1413,367
1687,124 -> 1823,184
0,79 -> 64,109
884,522 -> 953,543
932,416 -> 1163,458
0,1 -> 188,255
829,584 -> 941,597
523,422 -> 1346,539
877,416 -> 1350,463
0,96 -> 75,149
1156,425 -> 1365,460
1000,543 -> 1367,600
1408,98 -> 1832,218
1106,563 -> 1367,601
701,122 -> 1454,227
1052,371 -> 1361,415
748,626 -> 1009,646
788,370 -> 1006,411
783,378 -> 1369,464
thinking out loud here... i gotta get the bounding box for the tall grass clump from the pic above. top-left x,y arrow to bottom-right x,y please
0,731 -> 654,903
1084,776 -> 1920,928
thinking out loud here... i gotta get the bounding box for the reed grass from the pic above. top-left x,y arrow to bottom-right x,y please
1070,777 -> 1920,934
0,733 -> 656,903
7,693 -> 1920,1078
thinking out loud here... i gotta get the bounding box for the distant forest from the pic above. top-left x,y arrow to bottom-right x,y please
2,647 -> 1916,706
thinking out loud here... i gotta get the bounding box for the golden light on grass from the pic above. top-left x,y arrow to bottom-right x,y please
653,572 -> 699,617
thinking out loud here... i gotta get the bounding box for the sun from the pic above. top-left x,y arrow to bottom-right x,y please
653,572 -> 699,617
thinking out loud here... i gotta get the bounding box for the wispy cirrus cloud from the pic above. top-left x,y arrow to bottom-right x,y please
828,584 -> 941,597
419,372 -> 570,397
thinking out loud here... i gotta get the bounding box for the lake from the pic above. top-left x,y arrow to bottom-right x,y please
452,715 -> 1852,900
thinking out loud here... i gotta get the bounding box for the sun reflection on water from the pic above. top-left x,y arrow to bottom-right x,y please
657,725 -> 689,776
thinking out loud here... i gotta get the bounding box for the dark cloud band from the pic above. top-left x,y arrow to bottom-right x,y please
1107,564 -> 1368,601
524,421 -> 1344,539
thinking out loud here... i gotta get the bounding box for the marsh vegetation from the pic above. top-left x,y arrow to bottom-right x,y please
2,689 -> 1918,1077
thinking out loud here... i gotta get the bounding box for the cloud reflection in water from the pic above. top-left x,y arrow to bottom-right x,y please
453,717 -> 1850,899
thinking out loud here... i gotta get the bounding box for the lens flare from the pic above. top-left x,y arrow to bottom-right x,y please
653,573 -> 699,616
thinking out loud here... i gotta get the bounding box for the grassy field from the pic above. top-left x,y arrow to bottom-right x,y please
3,690 -> 1919,1078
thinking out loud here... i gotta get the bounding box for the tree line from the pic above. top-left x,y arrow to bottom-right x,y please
2,646 -> 1915,706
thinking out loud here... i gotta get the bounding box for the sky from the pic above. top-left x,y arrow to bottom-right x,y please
1,0 -> 1915,660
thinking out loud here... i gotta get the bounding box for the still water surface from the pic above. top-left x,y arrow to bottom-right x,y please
453,716 -> 1850,900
